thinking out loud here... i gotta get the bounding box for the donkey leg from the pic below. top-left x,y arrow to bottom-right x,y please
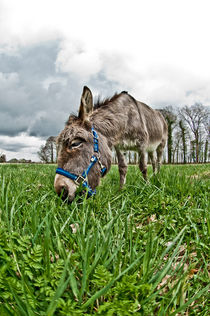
156,142 -> 165,172
115,147 -> 128,188
148,151 -> 156,174
138,150 -> 147,180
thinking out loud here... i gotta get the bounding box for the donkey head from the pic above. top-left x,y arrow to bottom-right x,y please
54,86 -> 112,202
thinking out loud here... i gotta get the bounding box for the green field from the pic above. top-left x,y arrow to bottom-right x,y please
0,164 -> 209,315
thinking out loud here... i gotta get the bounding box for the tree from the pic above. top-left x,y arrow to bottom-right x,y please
203,113 -> 209,163
46,136 -> 57,163
179,120 -> 187,164
0,154 -> 6,163
37,136 -> 57,163
159,106 -> 177,164
190,140 -> 196,163
179,103 -> 209,163
204,139 -> 209,163
37,145 -> 49,163
172,130 -> 181,163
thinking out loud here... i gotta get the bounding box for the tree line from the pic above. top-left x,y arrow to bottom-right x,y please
160,103 -> 209,164
0,155 -> 32,163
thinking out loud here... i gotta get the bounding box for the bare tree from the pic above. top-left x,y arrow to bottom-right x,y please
0,153 -> 6,163
37,136 -> 57,163
172,130 -> 181,163
179,103 -> 209,163
203,112 -> 209,163
159,106 -> 177,164
37,145 -> 49,163
190,140 -> 196,163
179,120 -> 188,164
46,136 -> 57,163
204,139 -> 209,163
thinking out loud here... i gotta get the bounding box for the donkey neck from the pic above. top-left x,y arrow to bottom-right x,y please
90,96 -> 130,147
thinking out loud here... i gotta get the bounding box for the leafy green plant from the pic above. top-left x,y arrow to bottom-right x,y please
0,163 -> 209,315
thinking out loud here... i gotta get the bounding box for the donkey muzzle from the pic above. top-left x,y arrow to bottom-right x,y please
54,174 -> 77,202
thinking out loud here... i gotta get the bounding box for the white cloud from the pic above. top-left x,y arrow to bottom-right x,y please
1,0 -> 210,78
0,72 -> 19,86
56,41 -> 102,81
42,76 -> 67,90
0,133 -> 45,161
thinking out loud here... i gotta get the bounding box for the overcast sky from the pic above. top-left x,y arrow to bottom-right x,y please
0,0 -> 210,161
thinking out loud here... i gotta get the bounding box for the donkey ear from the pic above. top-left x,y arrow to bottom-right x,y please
78,86 -> 93,121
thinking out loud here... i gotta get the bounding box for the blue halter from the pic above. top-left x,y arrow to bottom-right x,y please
56,127 -> 106,197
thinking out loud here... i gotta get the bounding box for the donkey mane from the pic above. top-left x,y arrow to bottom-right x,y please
94,91 -> 128,110
66,91 -> 130,126
65,115 -> 79,126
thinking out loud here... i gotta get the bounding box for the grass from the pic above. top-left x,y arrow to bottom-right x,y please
0,163 -> 209,315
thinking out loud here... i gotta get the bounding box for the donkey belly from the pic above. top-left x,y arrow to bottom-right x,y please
116,139 -> 161,152
146,141 -> 161,152
116,139 -> 138,151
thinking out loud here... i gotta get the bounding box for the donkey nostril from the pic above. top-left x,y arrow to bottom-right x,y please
60,186 -> 68,200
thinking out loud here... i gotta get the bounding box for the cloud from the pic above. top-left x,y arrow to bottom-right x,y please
56,41 -> 103,82
0,133 -> 45,161
55,37 -> 210,107
0,39 -> 123,141
0,0 -> 210,161
0,41 -> 82,138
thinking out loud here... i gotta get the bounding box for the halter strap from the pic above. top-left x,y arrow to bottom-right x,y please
55,126 -> 106,197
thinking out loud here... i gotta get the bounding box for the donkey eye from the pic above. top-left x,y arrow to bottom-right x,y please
66,137 -> 86,151
71,141 -> 82,148
69,138 -> 85,149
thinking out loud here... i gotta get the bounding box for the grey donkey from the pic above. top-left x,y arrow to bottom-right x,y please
54,86 -> 168,201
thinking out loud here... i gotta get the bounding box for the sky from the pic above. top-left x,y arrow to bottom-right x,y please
0,0 -> 210,161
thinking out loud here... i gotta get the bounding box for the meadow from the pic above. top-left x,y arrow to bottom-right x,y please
0,163 -> 209,315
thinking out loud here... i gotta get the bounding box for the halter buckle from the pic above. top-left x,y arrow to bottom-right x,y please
75,175 -> 86,186
98,156 -> 105,170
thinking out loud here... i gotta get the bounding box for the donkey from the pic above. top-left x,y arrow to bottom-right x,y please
54,86 -> 168,201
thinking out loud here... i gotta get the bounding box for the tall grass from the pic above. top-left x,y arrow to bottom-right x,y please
0,163 -> 209,315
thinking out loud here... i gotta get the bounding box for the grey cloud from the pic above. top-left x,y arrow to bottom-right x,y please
0,140 -> 30,152
0,40 -> 120,139
0,41 -> 81,137
89,71 -> 120,97
28,110 -> 67,137
0,41 -> 58,78
0,112 -> 29,136
0,40 -> 185,142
